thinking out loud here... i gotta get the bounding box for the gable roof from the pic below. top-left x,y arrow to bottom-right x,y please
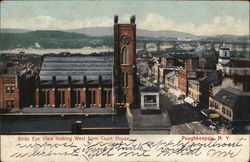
39,55 -> 113,81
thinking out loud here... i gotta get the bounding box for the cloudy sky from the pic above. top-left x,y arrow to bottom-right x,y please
0,1 -> 249,36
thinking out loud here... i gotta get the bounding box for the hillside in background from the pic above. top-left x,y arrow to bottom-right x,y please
0,30 -> 113,50
0,28 -> 248,50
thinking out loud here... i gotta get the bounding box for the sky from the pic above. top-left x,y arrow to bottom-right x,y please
0,1 -> 249,36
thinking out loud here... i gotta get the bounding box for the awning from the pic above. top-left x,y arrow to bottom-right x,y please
184,96 -> 195,104
201,109 -> 220,119
209,113 -> 220,119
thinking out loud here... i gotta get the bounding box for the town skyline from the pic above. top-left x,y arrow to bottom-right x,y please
0,1 -> 249,36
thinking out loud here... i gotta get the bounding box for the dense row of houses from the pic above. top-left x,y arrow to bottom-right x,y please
144,46 -> 250,133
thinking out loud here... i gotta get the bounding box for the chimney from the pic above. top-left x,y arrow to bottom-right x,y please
130,15 -> 136,24
71,121 -> 82,134
52,76 -> 56,84
114,15 -> 118,24
83,76 -> 87,84
36,76 -> 40,87
68,76 -> 72,85
99,75 -> 102,84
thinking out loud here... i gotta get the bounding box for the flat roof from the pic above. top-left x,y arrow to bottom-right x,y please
0,114 -> 129,134
1,108 -> 114,115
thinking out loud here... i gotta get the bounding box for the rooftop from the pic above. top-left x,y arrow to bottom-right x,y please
164,53 -> 199,59
188,79 -> 200,84
140,86 -> 159,93
3,107 -> 114,115
0,114 -> 129,134
165,71 -> 177,79
213,87 -> 250,120
39,55 -> 113,81
200,72 -> 219,86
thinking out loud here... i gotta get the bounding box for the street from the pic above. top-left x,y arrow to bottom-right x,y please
159,90 -> 229,134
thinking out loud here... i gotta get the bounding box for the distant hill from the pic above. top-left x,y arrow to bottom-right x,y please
0,28 -> 248,50
0,30 -> 113,50
1,27 -> 248,41
65,27 -> 113,37
0,28 -> 31,33
65,27 -> 197,39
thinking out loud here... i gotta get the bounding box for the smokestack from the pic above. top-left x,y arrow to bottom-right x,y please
114,15 -> 118,24
52,76 -> 56,84
68,76 -> 72,85
84,76 -> 87,84
99,75 -> 102,84
130,15 -> 136,24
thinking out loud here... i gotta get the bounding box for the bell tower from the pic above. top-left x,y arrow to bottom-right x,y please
113,15 -> 137,111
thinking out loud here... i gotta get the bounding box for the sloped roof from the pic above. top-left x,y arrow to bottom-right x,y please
165,71 -> 177,79
39,55 -> 113,81
213,87 -> 250,120
200,72 -> 218,86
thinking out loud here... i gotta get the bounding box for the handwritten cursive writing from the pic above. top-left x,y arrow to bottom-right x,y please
8,137 -> 246,161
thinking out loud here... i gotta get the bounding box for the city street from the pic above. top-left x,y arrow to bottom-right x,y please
159,90 -> 229,134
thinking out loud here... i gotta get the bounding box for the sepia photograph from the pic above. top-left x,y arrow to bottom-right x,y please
0,0 -> 249,161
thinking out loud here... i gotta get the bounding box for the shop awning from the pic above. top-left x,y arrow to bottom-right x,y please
184,96 -> 195,104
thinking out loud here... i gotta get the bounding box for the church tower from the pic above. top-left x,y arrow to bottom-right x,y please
113,15 -> 137,111
218,43 -> 231,65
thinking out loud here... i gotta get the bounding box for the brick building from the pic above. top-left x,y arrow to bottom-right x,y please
0,74 -> 19,111
177,68 -> 197,96
33,16 -> 137,110
161,53 -> 199,69
0,70 -> 37,111
35,55 -> 113,108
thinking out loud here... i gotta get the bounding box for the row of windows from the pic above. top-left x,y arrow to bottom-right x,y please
6,100 -> 14,108
41,90 -> 50,105
40,89 -> 111,106
6,86 -> 15,94
211,101 -> 232,118
188,90 -> 199,100
222,107 -> 232,117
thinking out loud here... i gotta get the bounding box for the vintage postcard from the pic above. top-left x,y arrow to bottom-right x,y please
0,0 -> 249,162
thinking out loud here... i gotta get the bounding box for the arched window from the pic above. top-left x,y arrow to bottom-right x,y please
41,90 -> 46,105
104,90 -> 107,105
58,90 -> 61,105
125,72 -> 128,87
46,91 -> 50,105
121,46 -> 129,64
62,90 -> 65,104
108,90 -> 111,105
89,90 -> 92,105
92,90 -> 96,104
77,90 -> 81,104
